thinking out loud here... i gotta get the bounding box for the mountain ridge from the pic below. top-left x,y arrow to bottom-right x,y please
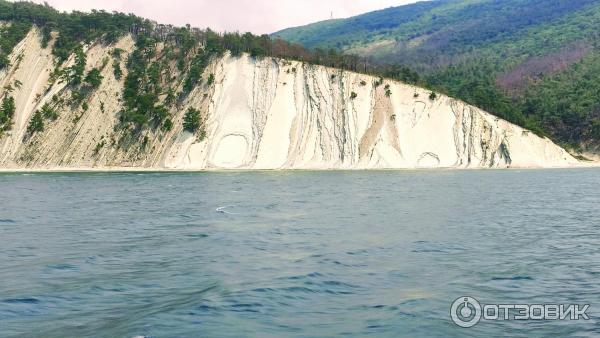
274,0 -> 600,152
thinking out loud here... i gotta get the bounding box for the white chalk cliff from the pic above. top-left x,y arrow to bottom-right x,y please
0,29 -> 581,170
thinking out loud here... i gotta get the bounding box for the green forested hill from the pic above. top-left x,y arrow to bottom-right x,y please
274,0 -> 600,150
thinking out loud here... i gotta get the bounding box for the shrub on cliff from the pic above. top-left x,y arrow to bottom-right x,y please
384,84 -> 392,97
84,68 -> 104,88
27,110 -> 44,134
163,118 -> 173,131
183,107 -> 201,133
1,95 -> 15,128
183,51 -> 211,93
112,61 -> 122,80
41,103 -> 58,120
66,45 -> 87,86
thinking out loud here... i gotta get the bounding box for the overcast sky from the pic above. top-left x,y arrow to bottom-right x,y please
23,0 -> 421,34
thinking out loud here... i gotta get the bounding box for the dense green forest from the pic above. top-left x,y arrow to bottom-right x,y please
275,0 -> 600,150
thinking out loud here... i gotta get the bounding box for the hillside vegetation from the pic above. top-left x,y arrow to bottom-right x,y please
0,0 -> 377,141
274,0 -> 600,151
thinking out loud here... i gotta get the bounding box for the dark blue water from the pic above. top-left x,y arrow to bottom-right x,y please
0,170 -> 599,338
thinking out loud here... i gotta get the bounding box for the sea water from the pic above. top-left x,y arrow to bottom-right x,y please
0,170 -> 599,337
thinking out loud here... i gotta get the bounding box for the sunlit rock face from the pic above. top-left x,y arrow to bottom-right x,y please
0,29 -> 579,170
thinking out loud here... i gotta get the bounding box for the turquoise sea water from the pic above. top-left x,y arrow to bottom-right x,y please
0,170 -> 599,337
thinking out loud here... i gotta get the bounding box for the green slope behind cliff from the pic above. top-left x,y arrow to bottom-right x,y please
274,0 -> 600,150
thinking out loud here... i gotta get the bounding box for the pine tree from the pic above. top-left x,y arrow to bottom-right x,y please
183,107 -> 201,133
84,68 -> 103,88
1,96 -> 15,118
27,110 -> 44,134
0,95 -> 16,129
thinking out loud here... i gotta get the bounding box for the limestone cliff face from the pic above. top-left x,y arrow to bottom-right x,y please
0,29 -> 580,170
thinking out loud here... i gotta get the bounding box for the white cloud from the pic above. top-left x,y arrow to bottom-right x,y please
21,0 -> 420,34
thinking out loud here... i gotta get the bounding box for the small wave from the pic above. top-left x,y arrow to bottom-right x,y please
346,249 -> 369,256
46,263 -> 77,271
187,233 -> 209,239
321,280 -> 359,288
282,286 -> 317,294
251,287 -> 275,293
491,276 -> 534,281
411,241 -> 466,254
3,298 -> 40,304
367,324 -> 384,330
229,302 -> 263,313
0,219 -> 16,224
216,206 -> 237,215
286,272 -> 324,280
411,248 -> 445,253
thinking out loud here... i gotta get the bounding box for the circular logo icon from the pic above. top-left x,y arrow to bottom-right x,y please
451,296 -> 482,328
